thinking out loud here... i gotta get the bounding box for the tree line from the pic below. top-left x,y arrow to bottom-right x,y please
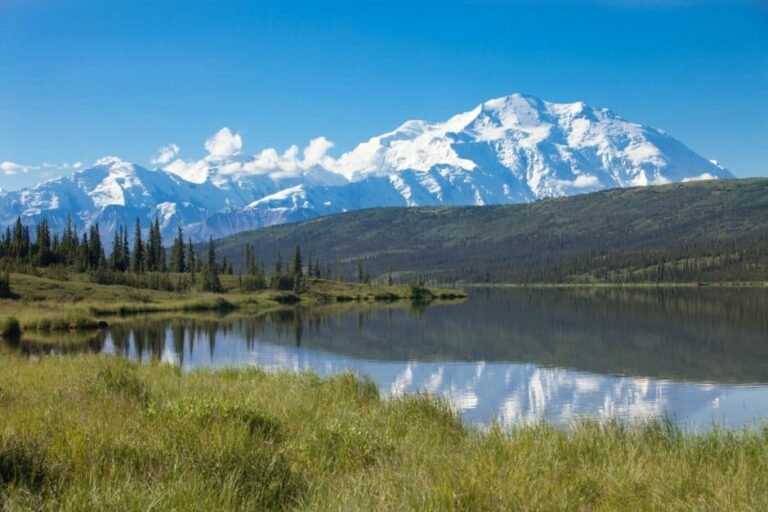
0,217 -> 372,294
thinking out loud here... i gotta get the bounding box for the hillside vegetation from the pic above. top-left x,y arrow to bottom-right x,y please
213,179 -> 768,284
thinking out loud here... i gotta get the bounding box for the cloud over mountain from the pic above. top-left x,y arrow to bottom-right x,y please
0,93 -> 732,242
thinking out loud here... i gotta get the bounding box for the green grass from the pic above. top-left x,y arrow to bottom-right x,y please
1,354 -> 767,510
0,272 -> 463,338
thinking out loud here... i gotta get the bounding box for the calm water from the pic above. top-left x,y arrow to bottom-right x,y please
11,287 -> 768,429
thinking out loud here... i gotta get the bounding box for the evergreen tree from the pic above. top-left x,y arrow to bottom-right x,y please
122,226 -> 131,271
271,251 -> 290,290
110,228 -> 124,271
51,232 -> 60,261
88,224 -> 105,269
0,269 -> 12,299
35,218 -> 51,265
291,245 -> 303,278
186,237 -> 196,281
61,215 -> 76,264
78,232 -> 89,272
131,219 -> 144,273
171,226 -> 186,273
244,244 -> 253,273
201,237 -> 221,292
154,218 -> 166,272
247,246 -> 259,275
207,236 -> 216,268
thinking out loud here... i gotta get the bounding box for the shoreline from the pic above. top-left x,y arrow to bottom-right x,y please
0,271 -> 466,338
459,281 -> 768,288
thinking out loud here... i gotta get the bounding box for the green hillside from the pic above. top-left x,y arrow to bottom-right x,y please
214,179 -> 768,284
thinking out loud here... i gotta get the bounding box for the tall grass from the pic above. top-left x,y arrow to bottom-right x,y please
1,354 -> 767,510
19,314 -> 100,332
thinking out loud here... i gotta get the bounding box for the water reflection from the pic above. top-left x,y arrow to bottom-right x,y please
6,330 -> 107,356
8,287 -> 768,428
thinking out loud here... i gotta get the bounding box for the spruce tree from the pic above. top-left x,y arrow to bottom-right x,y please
88,224 -> 105,269
171,226 -> 185,273
201,237 -> 221,292
244,244 -> 252,273
110,229 -> 123,271
271,252 -> 283,290
207,236 -> 216,268
132,219 -> 144,273
291,245 -> 303,278
122,226 -> 131,271
186,237 -> 196,277
0,269 -> 12,299
35,218 -> 51,265
154,219 -> 166,272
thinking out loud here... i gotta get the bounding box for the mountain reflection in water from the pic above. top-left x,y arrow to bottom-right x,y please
11,287 -> 768,429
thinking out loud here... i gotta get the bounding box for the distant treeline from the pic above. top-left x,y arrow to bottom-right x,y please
0,216 -> 378,294
3,179 -> 768,287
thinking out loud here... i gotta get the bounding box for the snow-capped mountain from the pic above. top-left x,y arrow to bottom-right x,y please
0,93 -> 732,242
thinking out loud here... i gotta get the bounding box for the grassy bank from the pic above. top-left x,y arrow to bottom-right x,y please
0,355 -> 766,510
464,281 -> 768,288
0,272 -> 464,337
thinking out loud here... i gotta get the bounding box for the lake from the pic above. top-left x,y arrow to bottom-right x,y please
11,287 -> 768,429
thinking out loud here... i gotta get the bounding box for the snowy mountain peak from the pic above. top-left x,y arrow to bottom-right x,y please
0,93 -> 733,242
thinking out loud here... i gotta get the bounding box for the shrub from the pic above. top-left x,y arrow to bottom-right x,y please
0,270 -> 15,299
0,316 -> 21,338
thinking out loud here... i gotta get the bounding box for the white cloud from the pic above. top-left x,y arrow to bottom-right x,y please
303,136 -> 334,166
552,174 -> 601,190
1,161 -> 32,175
163,127 -> 341,184
164,158 -> 212,184
682,173 -> 719,183
204,127 -> 242,158
0,160 -> 87,180
95,156 -> 126,166
151,144 -> 180,165
572,175 -> 600,188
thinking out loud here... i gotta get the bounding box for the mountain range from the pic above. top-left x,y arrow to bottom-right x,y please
0,93 -> 732,241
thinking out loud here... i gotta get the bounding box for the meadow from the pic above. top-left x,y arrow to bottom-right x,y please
1,354 -> 767,510
2,271 -> 766,510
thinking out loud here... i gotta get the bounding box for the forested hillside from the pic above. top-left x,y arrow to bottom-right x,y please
213,179 -> 768,284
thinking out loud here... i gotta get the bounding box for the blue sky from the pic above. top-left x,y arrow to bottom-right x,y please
0,0 -> 766,189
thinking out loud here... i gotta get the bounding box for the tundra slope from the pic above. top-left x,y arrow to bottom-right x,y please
213,179 -> 768,283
